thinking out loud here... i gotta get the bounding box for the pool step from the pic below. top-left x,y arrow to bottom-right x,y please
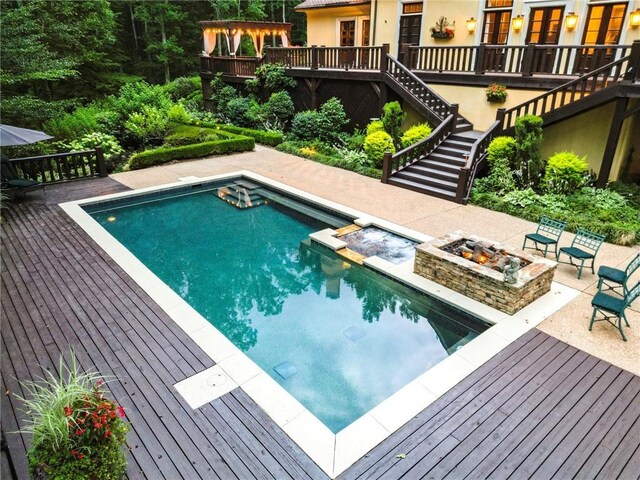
257,189 -> 349,228
215,184 -> 267,209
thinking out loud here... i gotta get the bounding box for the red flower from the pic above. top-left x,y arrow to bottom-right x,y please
94,422 -> 102,429
75,428 -> 85,436
116,406 -> 125,418
71,449 -> 78,456
96,379 -> 103,386
64,406 -> 73,416
77,453 -> 84,460
104,430 -> 112,438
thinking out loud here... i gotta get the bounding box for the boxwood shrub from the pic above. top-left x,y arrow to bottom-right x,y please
191,120 -> 284,146
129,135 -> 254,170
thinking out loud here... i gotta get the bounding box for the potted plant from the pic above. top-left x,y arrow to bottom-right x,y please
485,83 -> 508,103
17,352 -> 129,480
430,17 -> 455,39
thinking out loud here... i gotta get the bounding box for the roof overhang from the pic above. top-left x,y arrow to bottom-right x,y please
294,0 -> 370,12
199,20 -> 292,34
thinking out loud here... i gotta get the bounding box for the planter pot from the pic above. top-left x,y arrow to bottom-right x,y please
486,96 -> 507,104
431,32 -> 454,39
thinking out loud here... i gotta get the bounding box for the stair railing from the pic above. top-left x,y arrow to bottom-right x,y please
384,54 -> 454,122
498,53 -> 633,130
455,115 -> 503,204
381,114 -> 456,183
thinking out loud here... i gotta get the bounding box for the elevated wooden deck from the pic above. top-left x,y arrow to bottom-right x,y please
2,180 -> 639,479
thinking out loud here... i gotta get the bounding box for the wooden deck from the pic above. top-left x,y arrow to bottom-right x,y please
2,180 -> 639,479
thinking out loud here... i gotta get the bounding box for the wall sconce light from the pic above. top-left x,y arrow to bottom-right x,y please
467,17 -> 477,33
565,12 -> 579,31
512,15 -> 524,32
630,9 -> 640,28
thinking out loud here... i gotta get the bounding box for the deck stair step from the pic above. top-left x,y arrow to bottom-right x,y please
387,176 -> 457,201
405,164 -> 461,182
394,169 -> 458,190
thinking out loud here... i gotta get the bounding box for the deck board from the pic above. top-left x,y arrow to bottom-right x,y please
1,182 -> 639,480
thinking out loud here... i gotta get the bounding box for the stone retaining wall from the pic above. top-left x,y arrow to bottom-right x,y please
414,231 -> 557,315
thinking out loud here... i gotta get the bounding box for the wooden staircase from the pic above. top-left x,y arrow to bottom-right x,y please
387,131 -> 481,201
383,41 -> 640,203
381,55 -> 481,200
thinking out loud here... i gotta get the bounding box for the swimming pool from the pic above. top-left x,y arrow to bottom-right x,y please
85,178 -> 489,433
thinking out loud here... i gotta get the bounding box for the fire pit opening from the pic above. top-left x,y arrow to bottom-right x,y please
441,239 -> 530,272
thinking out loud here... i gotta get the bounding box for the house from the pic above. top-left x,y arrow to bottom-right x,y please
199,1 -> 640,202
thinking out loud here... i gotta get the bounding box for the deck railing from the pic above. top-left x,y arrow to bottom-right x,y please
265,45 -> 385,71
9,148 -> 107,184
382,114 -> 456,183
455,117 -> 503,204
385,55 -> 452,121
499,53 -> 632,130
407,44 -> 632,77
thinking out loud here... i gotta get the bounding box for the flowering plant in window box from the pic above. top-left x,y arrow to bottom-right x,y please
485,83 -> 508,103
430,17 -> 455,39
17,352 -> 130,480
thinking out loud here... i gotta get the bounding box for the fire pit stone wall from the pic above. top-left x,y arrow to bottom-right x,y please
414,231 -> 557,315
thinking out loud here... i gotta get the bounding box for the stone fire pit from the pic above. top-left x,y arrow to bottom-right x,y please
414,231 -> 557,315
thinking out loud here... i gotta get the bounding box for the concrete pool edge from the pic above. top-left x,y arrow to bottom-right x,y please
59,170 -> 581,478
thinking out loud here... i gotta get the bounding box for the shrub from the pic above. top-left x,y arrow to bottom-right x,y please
163,76 -> 201,101
163,125 -> 220,147
608,181 -> 640,209
107,81 -> 172,122
514,114 -> 544,188
290,110 -> 324,142
247,63 -> 296,94
276,141 -> 382,179
347,130 -> 366,151
67,133 -> 124,159
224,96 -> 261,128
167,104 -> 191,124
124,106 -> 171,142
319,97 -> 349,142
192,121 -> 284,146
17,352 -> 129,480
336,146 -> 372,170
44,106 -> 103,140
400,123 -> 432,149
366,120 -> 385,135
207,74 -> 237,117
486,136 -> 517,168
364,130 -> 395,168
262,91 -> 295,130
129,134 -> 254,170
381,101 -> 406,148
543,151 -> 589,194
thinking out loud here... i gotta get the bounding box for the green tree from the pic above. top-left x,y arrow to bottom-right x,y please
134,1 -> 187,84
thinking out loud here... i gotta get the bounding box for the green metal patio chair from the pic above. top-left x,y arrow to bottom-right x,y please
590,281 -> 640,341
522,216 -> 567,258
556,228 -> 606,279
597,252 -> 640,296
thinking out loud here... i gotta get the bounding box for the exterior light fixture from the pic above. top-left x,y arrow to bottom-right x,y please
630,9 -> 640,28
467,17 -> 477,33
565,12 -> 579,31
512,15 -> 524,32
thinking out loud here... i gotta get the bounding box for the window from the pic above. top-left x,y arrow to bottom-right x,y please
482,10 -> 511,44
526,7 -> 564,44
482,0 -> 512,45
582,3 -> 628,45
402,2 -> 423,15
339,20 -> 356,46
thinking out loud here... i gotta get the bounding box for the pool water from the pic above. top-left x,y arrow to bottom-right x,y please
89,182 -> 489,433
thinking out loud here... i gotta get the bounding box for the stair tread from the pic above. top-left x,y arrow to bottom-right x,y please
403,165 -> 460,180
415,160 -> 463,172
388,177 -> 457,198
429,151 -> 467,162
442,139 -> 475,149
438,144 -> 472,155
395,170 -> 457,188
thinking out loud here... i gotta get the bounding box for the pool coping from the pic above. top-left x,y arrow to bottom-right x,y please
59,170 -> 581,478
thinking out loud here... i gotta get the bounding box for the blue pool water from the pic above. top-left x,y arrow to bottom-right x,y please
88,181 -> 488,433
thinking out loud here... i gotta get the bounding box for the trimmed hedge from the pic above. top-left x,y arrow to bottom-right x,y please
191,120 -> 284,146
129,136 -> 254,170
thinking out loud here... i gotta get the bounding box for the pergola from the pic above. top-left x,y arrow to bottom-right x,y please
200,20 -> 292,57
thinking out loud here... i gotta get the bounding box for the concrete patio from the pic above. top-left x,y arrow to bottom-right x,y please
108,147 -> 640,375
